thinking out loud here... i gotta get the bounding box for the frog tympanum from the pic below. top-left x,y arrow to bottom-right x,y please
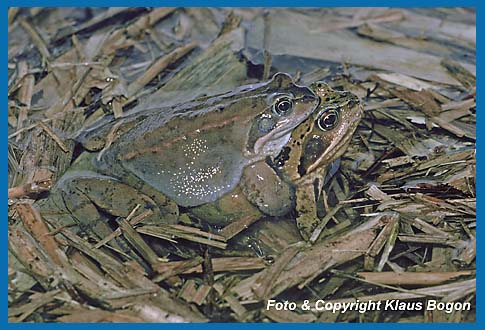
38,73 -> 319,243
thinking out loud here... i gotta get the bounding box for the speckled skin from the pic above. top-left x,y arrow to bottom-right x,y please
277,81 -> 363,239
192,82 -> 362,232
275,81 -> 362,185
38,73 -> 318,236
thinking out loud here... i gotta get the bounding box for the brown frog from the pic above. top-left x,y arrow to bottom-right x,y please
38,73 -> 319,242
274,81 -> 363,239
192,81 -> 362,240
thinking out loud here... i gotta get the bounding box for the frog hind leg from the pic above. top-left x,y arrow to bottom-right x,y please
122,173 -> 179,224
54,172 -> 164,242
38,179 -> 126,259
58,182 -> 151,266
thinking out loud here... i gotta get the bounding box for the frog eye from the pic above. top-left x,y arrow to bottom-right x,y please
273,97 -> 294,116
317,109 -> 340,131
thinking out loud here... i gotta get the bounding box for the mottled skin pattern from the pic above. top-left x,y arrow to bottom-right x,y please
275,82 -> 361,184
37,73 -> 318,242
192,82 -> 363,241
275,82 -> 363,239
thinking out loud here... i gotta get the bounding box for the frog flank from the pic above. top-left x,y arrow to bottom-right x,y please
37,73 -> 318,241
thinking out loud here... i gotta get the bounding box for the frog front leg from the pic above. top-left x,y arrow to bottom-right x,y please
240,162 -> 294,218
295,159 -> 341,240
295,184 -> 318,240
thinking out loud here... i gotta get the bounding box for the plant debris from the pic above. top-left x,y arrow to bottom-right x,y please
8,7 -> 475,323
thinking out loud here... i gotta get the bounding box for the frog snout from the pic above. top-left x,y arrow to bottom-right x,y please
302,94 -> 316,102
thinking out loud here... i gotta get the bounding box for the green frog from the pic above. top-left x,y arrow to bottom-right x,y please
191,82 -> 362,240
38,73 -> 319,242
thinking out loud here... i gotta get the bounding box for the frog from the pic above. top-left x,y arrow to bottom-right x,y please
190,81 -> 362,241
273,81 -> 363,239
37,73 -> 319,245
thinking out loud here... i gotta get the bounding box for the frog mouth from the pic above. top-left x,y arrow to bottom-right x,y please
251,122 -> 295,156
